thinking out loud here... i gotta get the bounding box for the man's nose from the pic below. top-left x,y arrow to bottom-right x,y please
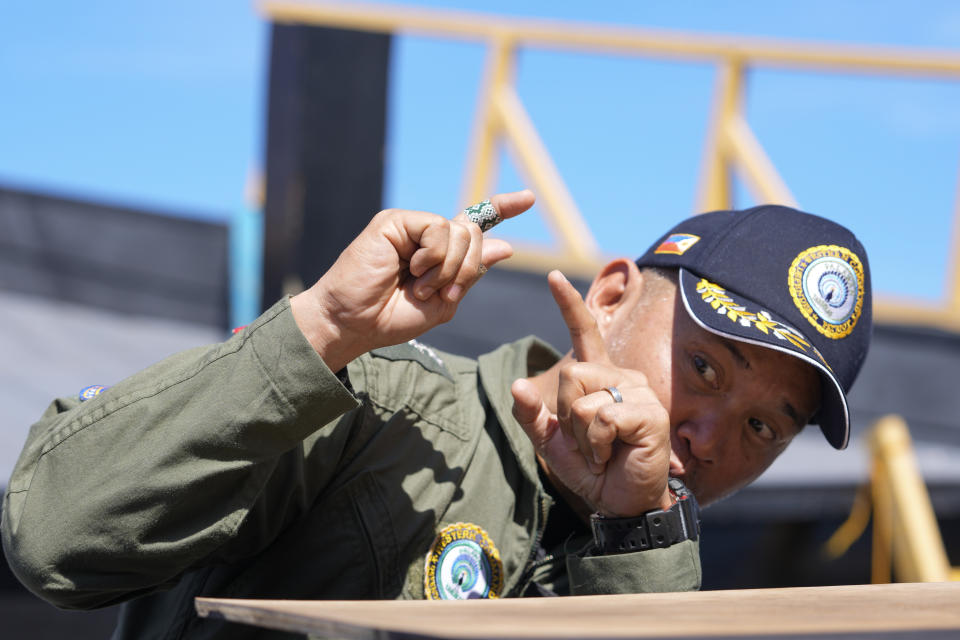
676,414 -> 728,464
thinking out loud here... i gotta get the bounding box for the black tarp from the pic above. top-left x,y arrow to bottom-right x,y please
0,185 -> 229,328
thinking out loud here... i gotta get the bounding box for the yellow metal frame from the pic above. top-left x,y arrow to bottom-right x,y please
826,415 -> 958,583
868,415 -> 959,583
259,1 -> 960,321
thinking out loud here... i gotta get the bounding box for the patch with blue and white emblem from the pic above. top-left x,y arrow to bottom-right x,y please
78,385 -> 108,401
424,522 -> 503,600
788,244 -> 864,339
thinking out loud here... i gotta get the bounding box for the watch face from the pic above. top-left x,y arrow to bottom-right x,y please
668,476 -> 689,495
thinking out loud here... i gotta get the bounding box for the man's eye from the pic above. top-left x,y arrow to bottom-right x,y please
748,417 -> 775,441
693,355 -> 717,386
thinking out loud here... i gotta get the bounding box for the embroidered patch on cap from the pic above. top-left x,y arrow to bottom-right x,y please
788,245 -> 864,339
78,385 -> 108,401
655,233 -> 700,255
424,522 -> 503,600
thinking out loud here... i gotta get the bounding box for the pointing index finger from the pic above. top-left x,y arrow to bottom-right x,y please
548,270 -> 611,364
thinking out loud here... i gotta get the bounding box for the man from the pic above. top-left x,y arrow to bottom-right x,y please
2,190 -> 871,638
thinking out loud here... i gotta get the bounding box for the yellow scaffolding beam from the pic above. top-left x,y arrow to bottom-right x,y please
869,416 -> 956,583
824,415 -> 959,583
262,1 -> 960,77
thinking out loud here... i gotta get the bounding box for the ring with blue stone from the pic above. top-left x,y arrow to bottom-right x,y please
463,199 -> 502,232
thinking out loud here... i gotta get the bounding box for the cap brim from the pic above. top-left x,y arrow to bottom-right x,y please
677,268 -> 850,449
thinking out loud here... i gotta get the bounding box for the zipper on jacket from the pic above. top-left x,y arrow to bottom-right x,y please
521,552 -> 559,594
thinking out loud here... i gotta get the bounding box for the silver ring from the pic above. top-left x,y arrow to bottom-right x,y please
463,199 -> 502,232
604,386 -> 623,403
477,263 -> 488,276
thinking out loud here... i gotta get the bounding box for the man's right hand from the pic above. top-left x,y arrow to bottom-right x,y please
290,190 -> 535,372
511,270 -> 673,518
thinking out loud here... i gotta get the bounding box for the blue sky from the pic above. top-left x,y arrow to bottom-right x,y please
2,1 -> 959,302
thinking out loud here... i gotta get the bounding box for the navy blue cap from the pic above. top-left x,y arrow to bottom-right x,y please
636,205 -> 872,449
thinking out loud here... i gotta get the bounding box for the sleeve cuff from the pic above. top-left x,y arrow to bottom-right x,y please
566,539 -> 701,594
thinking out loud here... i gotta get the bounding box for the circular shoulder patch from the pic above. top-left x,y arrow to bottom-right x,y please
424,522 -> 503,600
78,385 -> 108,401
788,245 -> 865,339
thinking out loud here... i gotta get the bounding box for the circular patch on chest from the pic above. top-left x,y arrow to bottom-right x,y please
424,522 -> 503,600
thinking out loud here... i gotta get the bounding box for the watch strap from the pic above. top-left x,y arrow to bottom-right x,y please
590,478 -> 700,554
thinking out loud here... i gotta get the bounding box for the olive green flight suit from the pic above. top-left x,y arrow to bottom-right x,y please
2,298 -> 700,639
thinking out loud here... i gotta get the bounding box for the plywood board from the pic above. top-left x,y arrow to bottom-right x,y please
195,582 -> 960,639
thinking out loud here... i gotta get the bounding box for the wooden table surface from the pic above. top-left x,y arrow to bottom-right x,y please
196,582 -> 960,639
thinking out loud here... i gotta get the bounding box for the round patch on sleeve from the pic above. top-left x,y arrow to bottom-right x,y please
424,522 -> 503,600
788,245 -> 865,339
78,385 -> 108,401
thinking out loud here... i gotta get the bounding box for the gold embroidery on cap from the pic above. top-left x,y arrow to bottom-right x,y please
697,279 -> 812,352
696,278 -> 831,369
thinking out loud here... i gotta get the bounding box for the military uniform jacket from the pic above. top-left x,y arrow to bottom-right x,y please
2,298 -> 701,639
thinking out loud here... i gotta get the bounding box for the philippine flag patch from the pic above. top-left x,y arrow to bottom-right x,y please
654,233 -> 700,255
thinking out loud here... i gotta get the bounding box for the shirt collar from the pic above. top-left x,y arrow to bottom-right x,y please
476,336 -> 561,487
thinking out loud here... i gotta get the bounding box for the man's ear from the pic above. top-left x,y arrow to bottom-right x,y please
584,259 -> 644,332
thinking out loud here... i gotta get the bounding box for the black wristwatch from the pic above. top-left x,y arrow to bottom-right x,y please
590,478 -> 700,554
